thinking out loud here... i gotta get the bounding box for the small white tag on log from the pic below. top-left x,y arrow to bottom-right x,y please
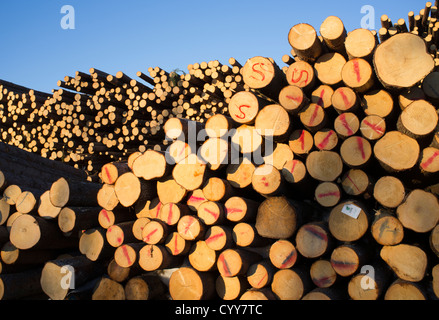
341,203 -> 361,219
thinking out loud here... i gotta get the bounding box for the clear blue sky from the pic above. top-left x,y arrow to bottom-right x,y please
0,0 -> 429,93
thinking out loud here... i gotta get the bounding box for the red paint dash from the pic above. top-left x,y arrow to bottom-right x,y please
143,228 -> 158,243
363,120 -> 383,135
338,89 -> 351,107
339,114 -> 353,136
104,166 -> 112,183
189,196 -> 205,203
167,203 -> 174,225
346,174 -> 361,193
352,59 -> 361,83
280,250 -> 297,269
298,130 -> 306,151
219,254 -> 232,276
290,160 -> 298,174
286,95 -> 303,103
226,208 -> 243,215
256,272 -> 268,287
316,89 -> 325,107
261,177 -> 269,187
357,137 -> 366,160
309,104 -> 320,126
122,245 -> 132,265
317,130 -> 334,150
304,225 -> 328,242
101,209 -> 111,223
155,202 -> 162,218
206,232 -> 225,243
422,150 -> 439,169
204,207 -> 219,220
318,191 -> 340,198
174,235 -> 179,255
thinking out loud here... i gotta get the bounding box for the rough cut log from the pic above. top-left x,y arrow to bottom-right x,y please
341,58 -> 375,93
251,164 -> 283,197
396,189 -> 439,233
347,261 -> 392,300
255,196 -> 302,239
288,23 -> 323,62
216,275 -> 250,300
138,244 -> 182,271
305,151 -> 343,182
205,225 -> 234,251
226,157 -> 255,189
295,222 -> 333,259
165,232 -> 191,256
373,131 -> 420,173
299,103 -> 327,133
310,259 -> 337,288
228,91 -> 268,125
172,154 -> 207,192
431,225 -> 439,257
132,150 -> 171,181
314,129 -> 338,151
241,56 -> 285,99
255,104 -> 291,141
360,115 -> 386,141
49,177 -> 100,208
92,276 -> 125,300
40,255 -> 106,300
339,136 -> 372,168
169,266 -> 216,300
332,87 -> 359,114
100,162 -> 131,185
314,182 -> 341,208
371,209 -> 404,246
224,196 -> 259,223
114,172 -> 157,208
373,176 -> 405,209
328,200 -> 370,242
114,243 -> 144,268
79,228 -> 115,262
269,239 -> 298,269
217,248 -> 262,277
384,279 -> 428,300
240,288 -> 277,300
38,190 -> 62,219
288,129 -> 314,157
333,112 -> 360,139
361,89 -> 394,119
247,260 -> 275,289
142,220 -> 170,245
285,61 -> 316,92
124,274 -> 167,300
271,267 -> 313,300
396,99 -> 438,144
345,28 -> 377,61
9,214 -> 78,250
330,243 -> 371,277
188,240 -> 217,272
340,169 -> 373,198
97,184 -> 120,211
373,33 -> 435,90
319,16 -> 347,54
380,244 -> 428,282
278,85 -> 308,115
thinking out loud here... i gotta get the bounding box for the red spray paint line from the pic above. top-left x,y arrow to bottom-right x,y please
167,203 -> 174,225
304,225 -> 328,242
339,113 -> 354,135
280,250 -> 297,269
421,150 -> 439,170
318,191 -> 340,199
309,104 -> 320,126
298,130 -> 306,151
338,89 -> 351,107
317,130 -> 334,150
363,120 -> 384,134
316,89 -> 325,107
101,209 -> 111,223
357,137 -> 366,160
352,59 -> 362,83
204,207 -> 219,220
219,254 -> 232,276
122,245 -> 132,265
206,232 -> 225,244
143,229 -> 158,243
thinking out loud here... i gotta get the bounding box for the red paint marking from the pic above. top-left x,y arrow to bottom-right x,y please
122,245 -> 132,265
204,207 -> 219,220
338,89 -> 351,107
313,275 -> 334,287
167,203 -> 173,225
280,250 -> 297,269
101,209 -> 111,223
317,130 -> 334,150
206,232 -> 225,243
298,130 -> 306,151
286,95 -> 303,103
357,137 -> 366,160
155,202 -> 162,218
346,174 -> 361,193
256,272 -> 268,287
291,68 -> 309,86
174,235 -> 179,255
250,63 -> 272,82
309,104 -> 320,126
189,196 -> 205,203
421,150 -> 439,169
226,208 -> 243,215
261,176 -> 269,187
316,89 -> 325,107
290,160 -> 298,174
104,166 -> 112,183
143,228 -> 158,243
178,144 -> 187,157
235,104 -> 251,120
304,225 -> 328,242
352,59 -> 361,83
363,120 -> 384,135
184,217 -> 194,234
117,237 -> 123,245
339,114 -> 353,135
318,191 -> 340,198
331,260 -> 358,270
219,254 -> 232,276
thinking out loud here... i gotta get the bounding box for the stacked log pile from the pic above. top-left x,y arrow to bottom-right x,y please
1,1 -> 439,301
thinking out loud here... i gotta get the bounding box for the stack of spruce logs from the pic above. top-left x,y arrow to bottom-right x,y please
1,1 -> 439,300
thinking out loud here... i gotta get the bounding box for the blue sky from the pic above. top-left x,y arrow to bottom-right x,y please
0,0 -> 429,93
